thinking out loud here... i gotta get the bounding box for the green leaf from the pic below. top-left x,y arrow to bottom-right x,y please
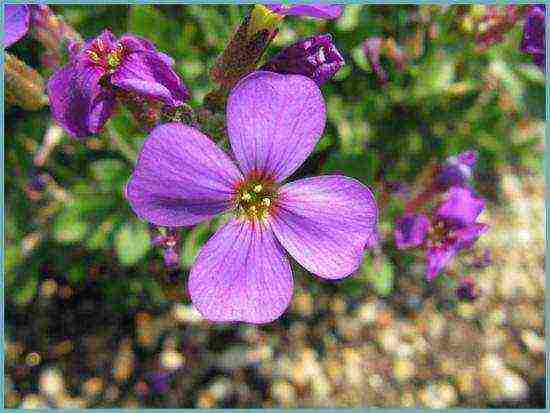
13,276 -> 38,306
363,255 -> 394,297
53,209 -> 89,244
114,222 -> 151,266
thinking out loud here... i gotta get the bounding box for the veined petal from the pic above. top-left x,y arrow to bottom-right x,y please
111,51 -> 189,106
227,71 -> 326,182
188,218 -> 293,324
5,5 -> 30,47
269,176 -> 378,279
126,123 -> 243,227
47,63 -> 115,138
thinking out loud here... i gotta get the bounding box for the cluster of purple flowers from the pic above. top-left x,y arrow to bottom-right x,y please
394,151 -> 489,298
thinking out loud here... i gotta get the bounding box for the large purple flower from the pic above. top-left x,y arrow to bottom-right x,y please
266,4 -> 343,19
47,29 -> 189,139
262,34 -> 345,86
126,71 -> 378,324
5,4 -> 30,47
520,5 -> 545,70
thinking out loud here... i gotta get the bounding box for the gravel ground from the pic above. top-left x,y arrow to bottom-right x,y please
5,168 -> 545,408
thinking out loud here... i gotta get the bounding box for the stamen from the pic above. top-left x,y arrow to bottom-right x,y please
87,50 -> 100,62
107,52 -> 121,68
261,198 -> 271,207
249,205 -> 257,214
241,192 -> 252,201
253,184 -> 263,193
96,38 -> 105,52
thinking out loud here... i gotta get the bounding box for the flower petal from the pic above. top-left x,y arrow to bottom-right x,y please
188,218 -> 293,324
453,223 -> 489,250
227,71 -> 326,182
47,63 -> 115,138
395,213 -> 431,250
269,176 -> 378,279
5,5 -> 30,47
126,123 -> 243,227
118,34 -> 175,66
425,245 -> 456,281
267,4 -> 344,19
436,186 -> 485,228
111,51 -> 189,106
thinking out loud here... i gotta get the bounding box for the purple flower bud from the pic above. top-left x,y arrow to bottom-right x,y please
163,247 -> 180,268
456,277 -> 478,301
435,150 -> 477,191
151,228 -> 181,268
394,213 -> 431,250
266,4 -> 344,20
521,5 -> 545,71
262,34 -> 344,85
363,37 -> 387,85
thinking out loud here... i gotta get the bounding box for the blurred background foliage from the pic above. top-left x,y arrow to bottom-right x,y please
4,5 -> 545,408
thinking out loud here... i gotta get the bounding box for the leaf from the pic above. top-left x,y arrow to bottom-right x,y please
53,209 -> 89,244
114,222 -> 151,266
363,254 -> 394,297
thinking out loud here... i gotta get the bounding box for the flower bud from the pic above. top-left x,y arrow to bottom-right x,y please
5,52 -> 48,111
211,5 -> 280,88
262,34 -> 344,85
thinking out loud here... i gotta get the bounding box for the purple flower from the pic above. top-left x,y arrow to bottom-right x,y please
262,34 -> 344,86
266,4 -> 343,19
425,187 -> 488,281
5,5 -> 30,47
435,150 -> 477,191
395,213 -> 431,250
521,5 -> 545,70
126,71 -> 378,324
47,29 -> 189,139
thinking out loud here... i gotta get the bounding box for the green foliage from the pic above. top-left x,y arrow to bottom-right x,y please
115,222 -> 151,266
5,5 -> 544,311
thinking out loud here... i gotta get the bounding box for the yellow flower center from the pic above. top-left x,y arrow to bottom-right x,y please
235,177 -> 278,221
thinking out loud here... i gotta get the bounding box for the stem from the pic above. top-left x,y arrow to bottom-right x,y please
105,123 -> 138,163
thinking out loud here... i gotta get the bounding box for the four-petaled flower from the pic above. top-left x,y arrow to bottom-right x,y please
126,71 -> 378,324
47,29 -> 189,138
395,186 -> 488,281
